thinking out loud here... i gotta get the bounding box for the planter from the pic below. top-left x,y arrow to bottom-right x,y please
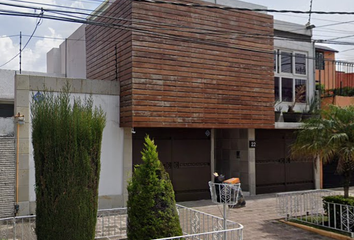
275,111 -> 281,122
301,113 -> 320,121
283,112 -> 302,122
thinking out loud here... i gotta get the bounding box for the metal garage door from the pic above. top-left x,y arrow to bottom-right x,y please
256,129 -> 314,194
133,128 -> 211,201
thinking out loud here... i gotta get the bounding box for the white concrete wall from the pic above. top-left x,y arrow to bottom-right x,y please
66,26 -> 87,78
46,48 -> 61,75
47,25 -> 86,78
0,117 -> 14,136
0,70 -> 15,101
28,92 -> 123,202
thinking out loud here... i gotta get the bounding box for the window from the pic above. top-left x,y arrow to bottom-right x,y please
274,51 -> 277,73
295,53 -> 306,75
282,78 -> 293,102
316,51 -> 324,70
0,104 -> 14,118
281,52 -> 293,73
274,77 -> 279,101
295,79 -> 306,103
274,49 -> 308,103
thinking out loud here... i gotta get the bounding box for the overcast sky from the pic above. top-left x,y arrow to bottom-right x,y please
1,0 -> 354,72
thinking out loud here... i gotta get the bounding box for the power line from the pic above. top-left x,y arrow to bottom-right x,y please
3,0 -> 98,13
2,0 -> 354,65
0,9 -> 43,68
132,0 -> 354,15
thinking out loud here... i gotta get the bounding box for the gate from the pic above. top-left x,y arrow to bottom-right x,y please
255,129 -> 314,194
133,128 -> 211,201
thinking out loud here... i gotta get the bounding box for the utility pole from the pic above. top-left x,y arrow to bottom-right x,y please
19,32 -> 22,74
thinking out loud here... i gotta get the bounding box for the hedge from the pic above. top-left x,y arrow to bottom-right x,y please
31,86 -> 106,240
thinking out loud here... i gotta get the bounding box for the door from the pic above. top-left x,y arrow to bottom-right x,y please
256,129 -> 314,194
133,128 -> 211,201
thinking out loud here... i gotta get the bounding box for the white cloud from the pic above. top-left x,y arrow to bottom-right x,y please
0,27 -> 63,72
0,36 -> 20,70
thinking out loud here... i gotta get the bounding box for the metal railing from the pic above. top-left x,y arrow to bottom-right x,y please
0,204 -> 243,240
276,189 -> 354,237
276,189 -> 335,219
0,215 -> 36,240
95,208 -> 127,239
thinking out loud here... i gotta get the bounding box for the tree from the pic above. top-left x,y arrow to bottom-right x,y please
292,105 -> 354,198
31,86 -> 106,240
127,136 -> 183,240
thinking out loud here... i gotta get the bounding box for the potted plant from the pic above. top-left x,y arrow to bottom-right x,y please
302,96 -> 320,121
283,85 -> 305,122
274,101 -> 282,122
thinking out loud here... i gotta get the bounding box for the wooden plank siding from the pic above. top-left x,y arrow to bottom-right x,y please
86,0 -> 275,128
86,0 -> 133,125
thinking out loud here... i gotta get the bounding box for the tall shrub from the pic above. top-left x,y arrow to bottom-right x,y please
292,105 -> 354,198
31,87 -> 106,240
127,136 -> 183,240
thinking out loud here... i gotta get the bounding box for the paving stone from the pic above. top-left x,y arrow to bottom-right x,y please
179,194 -> 334,240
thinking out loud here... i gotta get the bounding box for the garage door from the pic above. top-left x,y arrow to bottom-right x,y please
133,128 -> 211,201
256,129 -> 314,194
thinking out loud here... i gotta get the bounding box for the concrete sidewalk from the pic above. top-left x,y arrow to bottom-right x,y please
180,194 -> 333,240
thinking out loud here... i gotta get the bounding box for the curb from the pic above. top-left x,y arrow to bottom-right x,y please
280,220 -> 353,240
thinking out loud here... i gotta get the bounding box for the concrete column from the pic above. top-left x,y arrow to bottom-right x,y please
248,129 -> 256,196
314,156 -> 321,189
210,129 -> 215,181
15,75 -> 31,215
122,128 -> 132,206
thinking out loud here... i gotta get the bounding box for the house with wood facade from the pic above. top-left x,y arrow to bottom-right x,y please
44,0 -> 319,205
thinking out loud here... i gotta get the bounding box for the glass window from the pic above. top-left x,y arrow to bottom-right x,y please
0,104 -> 14,118
282,78 -> 293,102
281,52 -> 292,73
295,79 -> 306,103
295,53 -> 306,75
316,51 -> 324,70
274,77 -> 279,101
274,51 -> 277,72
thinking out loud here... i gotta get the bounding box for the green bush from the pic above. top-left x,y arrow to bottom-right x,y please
127,136 -> 183,240
32,86 -> 106,240
323,195 -> 354,231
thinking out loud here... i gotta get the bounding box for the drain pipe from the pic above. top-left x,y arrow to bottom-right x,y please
14,112 -> 25,216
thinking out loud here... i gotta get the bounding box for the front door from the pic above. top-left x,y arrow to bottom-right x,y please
133,128 -> 211,201
256,129 -> 314,194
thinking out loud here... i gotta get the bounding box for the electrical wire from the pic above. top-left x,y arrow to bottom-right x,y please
131,0 -> 354,15
2,0 -> 354,66
0,9 -> 43,68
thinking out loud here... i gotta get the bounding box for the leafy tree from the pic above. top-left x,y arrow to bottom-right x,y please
127,136 -> 183,240
31,86 -> 106,240
292,105 -> 354,198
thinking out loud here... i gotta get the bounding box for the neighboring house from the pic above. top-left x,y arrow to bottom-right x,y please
315,45 -> 338,91
0,70 -> 123,217
256,20 -> 316,194
0,70 -> 15,218
314,46 -> 354,189
46,0 -> 320,202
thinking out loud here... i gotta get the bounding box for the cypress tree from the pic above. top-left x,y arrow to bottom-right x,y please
31,86 -> 106,240
127,136 -> 183,240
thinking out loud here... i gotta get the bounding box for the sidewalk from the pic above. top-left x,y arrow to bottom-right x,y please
180,193 -> 333,240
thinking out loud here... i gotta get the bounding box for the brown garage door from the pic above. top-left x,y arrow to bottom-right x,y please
256,129 -> 314,194
133,128 -> 211,201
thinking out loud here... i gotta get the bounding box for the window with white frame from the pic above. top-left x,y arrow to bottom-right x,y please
274,50 -> 307,103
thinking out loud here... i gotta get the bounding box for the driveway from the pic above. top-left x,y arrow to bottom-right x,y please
180,193 -> 334,240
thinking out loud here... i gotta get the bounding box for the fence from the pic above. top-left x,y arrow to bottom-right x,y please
276,189 -> 354,237
0,204 -> 243,240
276,189 -> 335,219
